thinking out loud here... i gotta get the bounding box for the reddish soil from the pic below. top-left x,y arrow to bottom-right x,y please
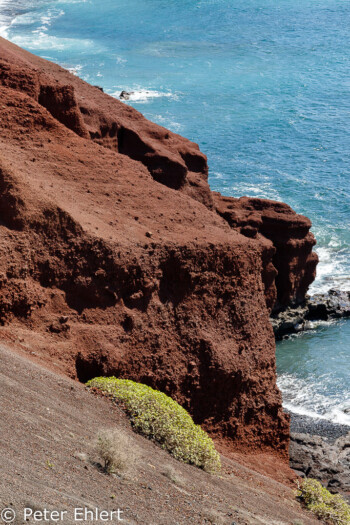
0,342 -> 322,525
0,36 -> 317,465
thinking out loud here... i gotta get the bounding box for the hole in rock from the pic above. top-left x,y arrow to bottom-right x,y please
75,353 -> 107,383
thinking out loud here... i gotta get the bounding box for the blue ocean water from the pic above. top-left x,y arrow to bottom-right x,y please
1,0 -> 349,424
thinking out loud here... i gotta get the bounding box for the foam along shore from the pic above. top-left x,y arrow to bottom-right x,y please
0,0 -> 12,37
0,0 -> 28,37
116,88 -> 178,103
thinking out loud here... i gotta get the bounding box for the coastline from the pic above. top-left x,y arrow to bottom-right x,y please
0,1 -> 16,38
289,410 -> 350,442
289,411 -> 350,500
0,1 -> 349,518
1,14 -> 348,444
0,0 -> 29,38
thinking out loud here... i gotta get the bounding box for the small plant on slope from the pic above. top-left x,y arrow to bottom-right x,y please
94,429 -> 134,475
87,377 -> 221,473
297,478 -> 350,525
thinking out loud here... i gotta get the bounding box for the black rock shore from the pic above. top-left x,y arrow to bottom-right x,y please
288,411 -> 350,501
274,291 -> 350,495
272,289 -> 350,340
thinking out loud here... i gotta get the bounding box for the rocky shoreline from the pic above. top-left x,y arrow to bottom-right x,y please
276,292 -> 350,500
272,289 -> 350,340
289,411 -> 350,442
289,412 -> 350,501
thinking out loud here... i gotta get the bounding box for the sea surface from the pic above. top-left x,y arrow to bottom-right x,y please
1,0 -> 349,425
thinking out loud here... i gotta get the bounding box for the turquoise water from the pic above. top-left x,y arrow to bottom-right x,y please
1,0 -> 349,423
276,320 -> 350,424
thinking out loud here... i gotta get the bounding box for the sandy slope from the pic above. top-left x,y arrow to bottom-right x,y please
0,343 -> 320,525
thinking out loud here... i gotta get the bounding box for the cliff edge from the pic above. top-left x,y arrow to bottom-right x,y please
0,37 -> 317,458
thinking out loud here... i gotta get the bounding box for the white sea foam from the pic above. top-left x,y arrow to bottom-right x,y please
212,172 -> 224,180
2,5 -> 64,33
59,0 -> 88,3
11,32 -> 94,51
283,401 -> 350,427
1,3 -> 96,53
278,373 -> 350,426
151,114 -> 184,133
0,0 -> 14,38
111,88 -> 178,103
225,180 -> 282,202
309,243 -> 350,295
284,319 -> 338,341
0,23 -> 9,39
62,63 -> 83,76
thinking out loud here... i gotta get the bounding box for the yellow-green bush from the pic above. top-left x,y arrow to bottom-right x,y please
297,478 -> 350,525
87,377 -> 221,473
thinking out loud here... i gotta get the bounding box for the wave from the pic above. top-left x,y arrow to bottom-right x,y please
221,179 -> 282,202
309,244 -> 350,295
111,88 -> 178,103
278,373 -> 350,427
151,114 -> 184,133
0,0 -> 50,38
284,319 -> 338,341
9,30 -> 95,52
61,63 -> 84,76
0,2 -> 96,52
284,402 -> 350,427
0,0 -> 18,38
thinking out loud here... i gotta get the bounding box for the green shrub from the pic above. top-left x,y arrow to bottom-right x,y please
297,478 -> 350,525
87,377 -> 221,473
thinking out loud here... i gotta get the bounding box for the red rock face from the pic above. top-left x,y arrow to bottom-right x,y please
0,36 -> 317,457
214,194 -> 318,311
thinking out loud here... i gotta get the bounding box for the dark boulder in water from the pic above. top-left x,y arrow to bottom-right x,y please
308,289 -> 350,320
119,90 -> 134,100
271,289 -> 350,339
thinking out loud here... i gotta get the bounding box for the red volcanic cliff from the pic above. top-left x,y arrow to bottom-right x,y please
214,194 -> 318,311
0,37 -> 317,457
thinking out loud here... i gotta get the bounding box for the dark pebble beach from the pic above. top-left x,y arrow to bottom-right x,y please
288,410 -> 350,442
